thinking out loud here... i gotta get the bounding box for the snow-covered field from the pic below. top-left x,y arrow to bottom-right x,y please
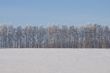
0,49 -> 110,73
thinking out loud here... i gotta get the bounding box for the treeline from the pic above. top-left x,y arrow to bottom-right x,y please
0,24 -> 110,48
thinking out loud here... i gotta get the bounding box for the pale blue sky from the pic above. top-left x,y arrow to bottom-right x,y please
0,0 -> 110,26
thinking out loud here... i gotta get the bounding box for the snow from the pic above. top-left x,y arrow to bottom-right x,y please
0,49 -> 110,73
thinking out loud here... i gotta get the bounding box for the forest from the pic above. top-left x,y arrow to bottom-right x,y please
0,24 -> 110,48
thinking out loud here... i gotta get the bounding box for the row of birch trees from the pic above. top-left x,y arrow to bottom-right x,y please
0,24 -> 110,48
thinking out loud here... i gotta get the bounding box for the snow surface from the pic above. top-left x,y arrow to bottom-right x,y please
0,49 -> 110,73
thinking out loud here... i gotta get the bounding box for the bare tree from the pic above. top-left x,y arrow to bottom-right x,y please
0,24 -> 110,48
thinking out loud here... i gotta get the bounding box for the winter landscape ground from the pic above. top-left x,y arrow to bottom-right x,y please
0,49 -> 110,73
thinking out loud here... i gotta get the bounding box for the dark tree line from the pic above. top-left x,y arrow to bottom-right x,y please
0,24 -> 110,48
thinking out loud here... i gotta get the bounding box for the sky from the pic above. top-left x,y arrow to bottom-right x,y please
0,0 -> 110,26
